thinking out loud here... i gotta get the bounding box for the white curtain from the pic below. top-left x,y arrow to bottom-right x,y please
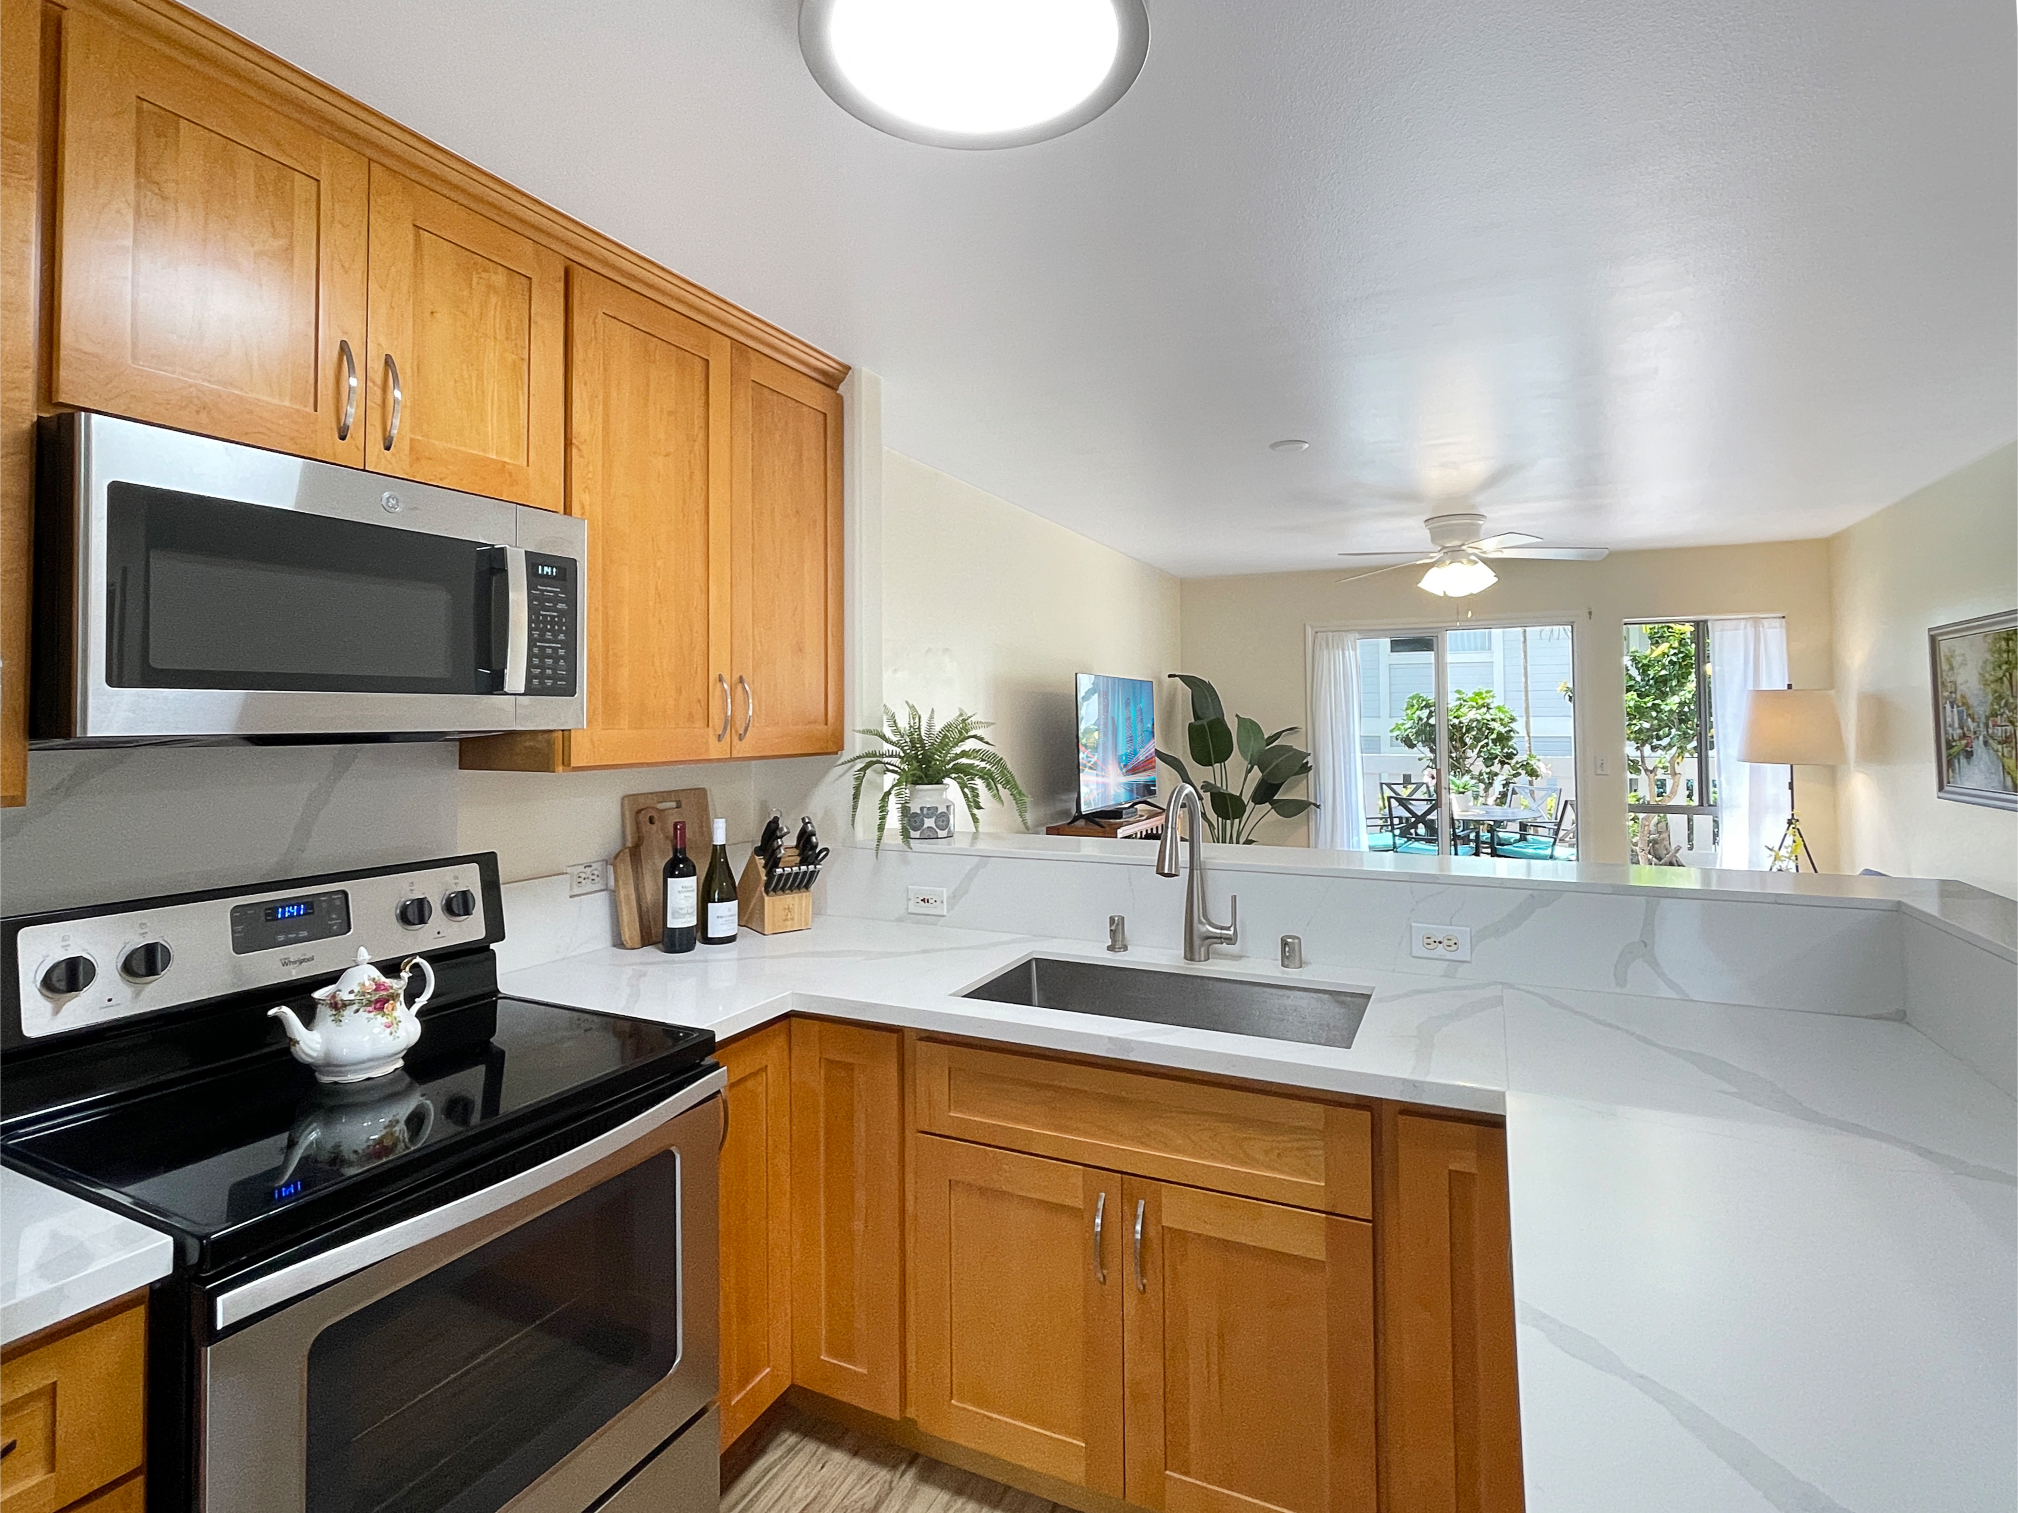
1309,630 -> 1368,850
1709,616 -> 1790,869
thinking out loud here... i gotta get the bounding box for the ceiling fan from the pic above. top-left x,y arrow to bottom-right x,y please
1337,512 -> 1609,597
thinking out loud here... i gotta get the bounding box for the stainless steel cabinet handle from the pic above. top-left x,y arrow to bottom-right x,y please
737,674 -> 754,739
1092,1191 -> 1107,1284
1132,1198 -> 1147,1292
337,339 -> 357,441
716,674 -> 732,741
382,352 -> 402,451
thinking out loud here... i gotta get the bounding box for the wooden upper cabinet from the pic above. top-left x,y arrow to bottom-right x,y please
1123,1180 -> 1376,1513
53,11 -> 368,464
910,1136 -> 1124,1497
716,1023 -> 794,1450
790,1018 -> 903,1417
729,346 -> 843,758
1382,1114 -> 1525,1513
564,268 -> 731,767
364,165 -> 564,509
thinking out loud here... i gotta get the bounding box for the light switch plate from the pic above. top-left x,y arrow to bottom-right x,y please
1409,923 -> 1472,962
907,886 -> 948,917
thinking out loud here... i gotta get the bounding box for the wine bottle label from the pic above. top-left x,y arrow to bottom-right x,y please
705,901 -> 738,940
666,877 -> 697,929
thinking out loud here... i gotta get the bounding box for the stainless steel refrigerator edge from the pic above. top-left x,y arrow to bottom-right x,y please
32,411 -> 586,743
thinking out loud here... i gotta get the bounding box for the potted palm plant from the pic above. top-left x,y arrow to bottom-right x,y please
840,704 -> 1030,847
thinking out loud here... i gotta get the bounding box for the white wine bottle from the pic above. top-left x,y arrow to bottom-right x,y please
700,816 -> 739,946
661,820 -> 697,954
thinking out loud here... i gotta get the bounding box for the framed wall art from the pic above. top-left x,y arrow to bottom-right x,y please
1930,609 -> 2018,810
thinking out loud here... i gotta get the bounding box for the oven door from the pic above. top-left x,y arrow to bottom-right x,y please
201,1073 -> 721,1513
36,410 -> 585,741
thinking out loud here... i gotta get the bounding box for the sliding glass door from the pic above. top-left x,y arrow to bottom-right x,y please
1351,624 -> 1578,859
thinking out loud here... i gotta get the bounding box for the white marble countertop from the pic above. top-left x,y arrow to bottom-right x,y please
503,914 -> 2016,1513
1,1166 -> 173,1346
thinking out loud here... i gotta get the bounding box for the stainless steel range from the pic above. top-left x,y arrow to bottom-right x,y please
1,854 -> 721,1513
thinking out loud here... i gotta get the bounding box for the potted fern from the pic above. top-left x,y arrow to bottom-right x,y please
841,705 -> 1031,847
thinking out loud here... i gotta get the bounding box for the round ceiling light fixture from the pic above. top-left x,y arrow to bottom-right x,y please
1269,439 -> 1310,453
800,0 -> 1150,149
1417,552 -> 1498,598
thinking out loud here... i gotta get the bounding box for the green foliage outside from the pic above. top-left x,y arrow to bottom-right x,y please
1155,674 -> 1314,843
1389,688 -> 1544,803
1623,622 -> 1706,865
839,704 -> 1029,849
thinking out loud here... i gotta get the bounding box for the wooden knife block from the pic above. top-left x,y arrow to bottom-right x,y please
737,853 -> 814,935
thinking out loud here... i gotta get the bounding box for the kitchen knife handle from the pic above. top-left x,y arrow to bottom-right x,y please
737,675 -> 755,740
716,674 -> 732,741
382,352 -> 402,451
337,339 -> 357,441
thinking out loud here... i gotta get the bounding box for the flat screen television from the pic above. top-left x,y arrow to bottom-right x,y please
1076,672 -> 1158,816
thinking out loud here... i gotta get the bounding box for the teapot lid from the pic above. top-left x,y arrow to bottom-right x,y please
315,946 -> 394,1002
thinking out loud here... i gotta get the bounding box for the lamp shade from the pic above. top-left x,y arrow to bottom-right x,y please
1737,688 -> 1845,765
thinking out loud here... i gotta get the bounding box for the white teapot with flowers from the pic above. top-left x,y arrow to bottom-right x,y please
268,947 -> 434,1084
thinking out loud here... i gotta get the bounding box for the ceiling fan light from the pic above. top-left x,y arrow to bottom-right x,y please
1418,554 -> 1497,598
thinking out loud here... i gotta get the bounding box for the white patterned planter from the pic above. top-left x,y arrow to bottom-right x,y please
905,784 -> 955,842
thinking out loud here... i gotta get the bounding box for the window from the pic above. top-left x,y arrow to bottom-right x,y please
1623,620 -> 1717,865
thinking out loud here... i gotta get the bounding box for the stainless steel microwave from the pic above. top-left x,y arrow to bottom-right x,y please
32,412 -> 585,744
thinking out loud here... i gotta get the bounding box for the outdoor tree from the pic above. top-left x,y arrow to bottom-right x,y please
1390,689 -> 1544,803
1623,622 -> 1702,865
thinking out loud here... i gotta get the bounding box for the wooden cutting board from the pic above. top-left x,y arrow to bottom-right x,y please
622,787 -> 712,851
633,807 -> 676,946
611,843 -> 644,950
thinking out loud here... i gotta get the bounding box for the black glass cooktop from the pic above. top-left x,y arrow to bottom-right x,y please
3,996 -> 711,1267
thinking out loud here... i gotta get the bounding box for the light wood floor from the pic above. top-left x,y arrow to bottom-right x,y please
722,1407 -> 1071,1513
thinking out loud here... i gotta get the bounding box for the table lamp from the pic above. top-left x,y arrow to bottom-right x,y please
1737,688 -> 1844,871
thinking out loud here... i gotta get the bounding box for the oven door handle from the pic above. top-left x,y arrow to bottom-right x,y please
210,1066 -> 725,1332
502,545 -> 529,696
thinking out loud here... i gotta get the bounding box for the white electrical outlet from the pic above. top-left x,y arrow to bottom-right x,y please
568,860 -> 609,897
1409,922 -> 1472,962
907,886 -> 948,917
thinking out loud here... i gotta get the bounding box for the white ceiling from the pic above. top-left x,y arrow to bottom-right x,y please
188,0 -> 2016,577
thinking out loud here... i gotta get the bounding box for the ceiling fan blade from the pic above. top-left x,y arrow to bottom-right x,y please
1491,546 -> 1610,561
1335,561 -> 1424,586
1334,551 -> 1433,565
1469,532 -> 1542,554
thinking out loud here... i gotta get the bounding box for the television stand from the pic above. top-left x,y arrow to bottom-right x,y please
1047,801 -> 1165,841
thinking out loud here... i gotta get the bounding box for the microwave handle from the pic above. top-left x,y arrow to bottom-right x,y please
501,546 -> 528,695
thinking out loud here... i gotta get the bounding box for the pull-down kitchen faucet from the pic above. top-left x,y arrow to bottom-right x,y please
1155,783 -> 1239,962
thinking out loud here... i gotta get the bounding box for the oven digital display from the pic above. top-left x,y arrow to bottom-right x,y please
229,890 -> 351,954
534,561 -> 566,579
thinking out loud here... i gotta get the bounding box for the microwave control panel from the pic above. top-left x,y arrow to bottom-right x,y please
525,553 -> 577,697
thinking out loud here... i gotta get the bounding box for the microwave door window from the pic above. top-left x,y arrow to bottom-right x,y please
104,482 -> 502,694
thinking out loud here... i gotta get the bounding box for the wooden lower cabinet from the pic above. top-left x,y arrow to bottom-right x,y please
1381,1113 -> 1524,1513
0,1293 -> 147,1513
910,1136 -> 1125,1496
789,1018 -> 904,1417
1124,1180 -> 1376,1513
716,1022 -> 794,1449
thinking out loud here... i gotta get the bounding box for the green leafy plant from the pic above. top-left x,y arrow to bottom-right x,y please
1155,675 -> 1314,843
1622,622 -> 1704,865
839,704 -> 1030,848
1389,689 -> 1544,803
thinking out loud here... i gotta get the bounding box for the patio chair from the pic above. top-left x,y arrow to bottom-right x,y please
1383,787 -> 1442,854
1490,797 -> 1576,861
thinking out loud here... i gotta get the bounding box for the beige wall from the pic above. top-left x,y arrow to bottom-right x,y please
1180,542 -> 1839,864
1832,444 -> 2017,898
881,450 -> 1182,831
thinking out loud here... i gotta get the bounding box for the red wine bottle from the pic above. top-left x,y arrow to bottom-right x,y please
662,820 -> 697,954
700,817 -> 739,946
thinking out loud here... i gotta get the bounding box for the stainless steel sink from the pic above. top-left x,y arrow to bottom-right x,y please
961,956 -> 1370,1050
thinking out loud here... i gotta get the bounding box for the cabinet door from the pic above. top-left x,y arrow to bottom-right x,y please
1124,1181 -> 1376,1513
1383,1115 -> 1524,1513
716,1022 -> 793,1449
54,12 -> 368,464
728,345 -> 843,758
911,1136 -> 1124,1495
365,164 -> 563,509
564,268 -> 732,767
790,1018 -> 902,1415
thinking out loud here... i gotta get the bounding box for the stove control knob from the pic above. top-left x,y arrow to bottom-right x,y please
120,941 -> 173,982
396,896 -> 433,928
442,889 -> 476,920
40,954 -> 97,998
